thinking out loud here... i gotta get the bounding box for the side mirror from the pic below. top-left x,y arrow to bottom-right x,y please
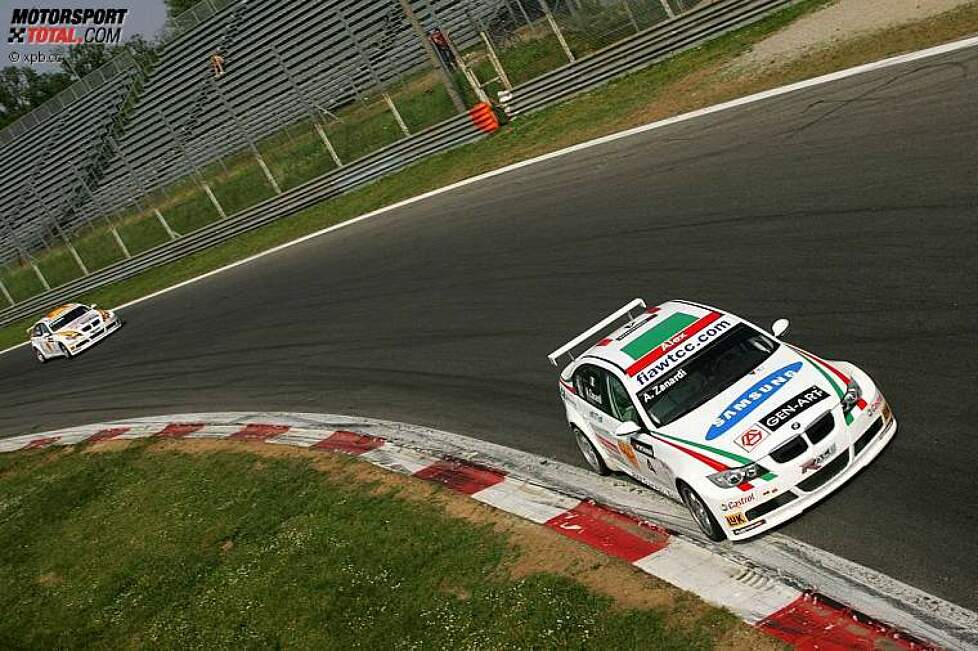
90,303 -> 98,309
771,318 -> 790,338
614,421 -> 643,437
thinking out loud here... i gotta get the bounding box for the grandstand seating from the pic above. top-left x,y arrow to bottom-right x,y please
0,57 -> 139,264
1,0 -> 506,266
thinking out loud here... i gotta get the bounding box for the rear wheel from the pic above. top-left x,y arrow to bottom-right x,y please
679,482 -> 726,542
574,426 -> 610,476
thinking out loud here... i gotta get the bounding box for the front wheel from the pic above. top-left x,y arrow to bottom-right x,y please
34,347 -> 46,364
573,427 -> 610,476
58,343 -> 72,359
679,482 -> 726,542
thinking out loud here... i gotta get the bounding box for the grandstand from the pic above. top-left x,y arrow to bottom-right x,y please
0,0 -> 510,282
81,0 -> 501,224
0,53 -> 140,266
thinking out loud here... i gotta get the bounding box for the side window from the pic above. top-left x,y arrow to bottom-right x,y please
39,324 -> 50,335
31,325 -> 42,337
607,375 -> 639,424
573,365 -> 611,415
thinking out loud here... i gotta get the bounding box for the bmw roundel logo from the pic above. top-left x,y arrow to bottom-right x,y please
791,422 -> 801,430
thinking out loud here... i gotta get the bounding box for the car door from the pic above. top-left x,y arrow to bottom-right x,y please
605,373 -> 672,491
30,324 -> 43,353
573,364 -> 632,469
37,324 -> 58,356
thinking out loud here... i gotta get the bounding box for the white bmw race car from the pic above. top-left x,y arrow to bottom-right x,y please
548,299 -> 895,541
29,303 -> 122,363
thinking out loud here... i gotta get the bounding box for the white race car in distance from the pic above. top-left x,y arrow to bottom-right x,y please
548,299 -> 895,541
29,303 -> 122,363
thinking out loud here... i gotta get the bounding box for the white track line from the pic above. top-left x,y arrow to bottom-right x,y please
3,33 -> 977,363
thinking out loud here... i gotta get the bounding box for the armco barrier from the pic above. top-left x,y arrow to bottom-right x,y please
498,0 -> 796,117
0,106 -> 499,327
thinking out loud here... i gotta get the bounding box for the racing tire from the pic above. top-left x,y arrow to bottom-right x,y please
573,426 -> 610,476
679,482 -> 726,542
33,347 -> 46,364
58,343 -> 72,360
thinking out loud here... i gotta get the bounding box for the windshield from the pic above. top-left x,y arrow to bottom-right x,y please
638,324 -> 778,426
49,306 -> 90,332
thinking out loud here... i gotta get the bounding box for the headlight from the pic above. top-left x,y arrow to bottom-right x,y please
841,380 -> 862,414
98,309 -> 111,321
708,462 -> 769,489
60,330 -> 82,339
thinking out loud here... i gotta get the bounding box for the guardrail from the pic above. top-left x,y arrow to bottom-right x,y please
0,105 -> 498,327
498,0 -> 795,117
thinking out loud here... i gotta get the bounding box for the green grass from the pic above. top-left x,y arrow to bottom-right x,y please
118,213 -> 172,255
264,129 -> 340,192
497,36 -> 577,86
4,0 -> 976,351
0,264 -> 46,304
35,247 -> 84,288
0,442 -> 754,648
72,227 -> 127,272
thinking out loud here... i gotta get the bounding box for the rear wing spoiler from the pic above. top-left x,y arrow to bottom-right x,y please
547,298 -> 646,367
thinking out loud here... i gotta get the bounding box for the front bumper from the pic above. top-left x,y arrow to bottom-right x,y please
707,392 -> 896,540
65,317 -> 121,354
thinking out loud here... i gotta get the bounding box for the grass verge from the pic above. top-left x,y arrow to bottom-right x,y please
0,439 -> 779,649
3,0 -> 977,351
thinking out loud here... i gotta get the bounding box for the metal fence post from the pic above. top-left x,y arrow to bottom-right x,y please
1,210 -> 51,291
271,46 -> 343,167
657,0 -> 676,19
468,2 -> 512,90
209,77 -> 282,194
27,176 -> 89,276
159,108 -> 227,218
538,0 -> 575,62
155,209 -> 179,239
0,278 -> 13,306
0,199 -> 51,291
69,161 -> 131,259
621,0 -> 640,33
421,0 -> 489,103
31,259 -> 51,291
52,222 -> 89,275
338,10 -> 411,137
308,73 -> 346,167
508,0 -> 534,32
480,30 -> 512,89
396,0 -> 466,113
107,134 -> 178,240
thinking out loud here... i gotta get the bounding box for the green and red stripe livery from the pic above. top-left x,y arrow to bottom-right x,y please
788,345 -> 866,424
625,311 -> 723,377
648,430 -> 777,491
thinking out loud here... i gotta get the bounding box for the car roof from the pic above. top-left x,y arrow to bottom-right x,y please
575,300 -> 746,386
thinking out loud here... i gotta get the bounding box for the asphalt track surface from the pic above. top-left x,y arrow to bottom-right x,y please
3,47 -> 977,609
